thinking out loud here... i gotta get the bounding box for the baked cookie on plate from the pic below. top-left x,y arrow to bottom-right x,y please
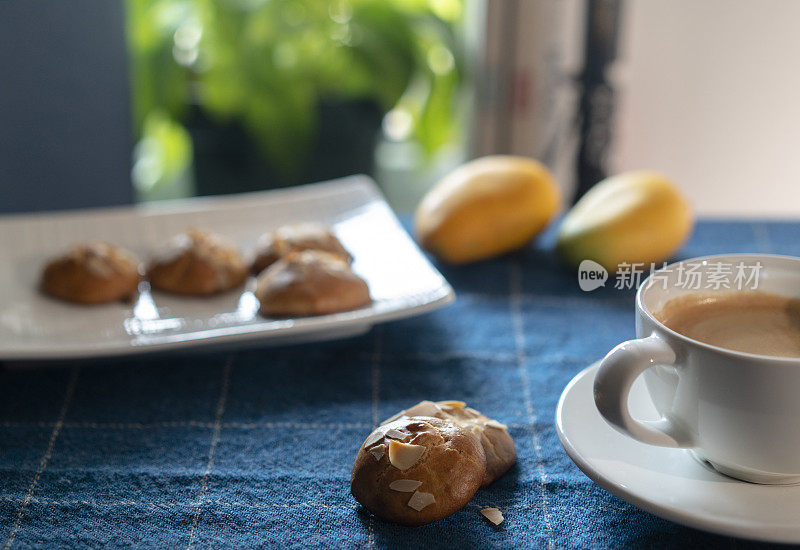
251,223 -> 351,274
255,250 -> 370,317
41,241 -> 141,304
147,229 -> 247,296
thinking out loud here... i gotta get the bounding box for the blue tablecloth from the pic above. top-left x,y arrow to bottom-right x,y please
1,219 -> 798,549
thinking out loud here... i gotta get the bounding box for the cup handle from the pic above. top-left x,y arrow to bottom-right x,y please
594,333 -> 693,447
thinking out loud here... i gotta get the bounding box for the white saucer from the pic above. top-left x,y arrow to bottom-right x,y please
556,361 -> 800,544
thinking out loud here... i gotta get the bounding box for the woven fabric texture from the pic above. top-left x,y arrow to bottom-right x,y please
0,220 -> 796,549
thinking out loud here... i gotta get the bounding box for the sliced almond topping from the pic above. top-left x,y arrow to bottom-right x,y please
384,428 -> 409,441
485,420 -> 508,430
480,507 -> 504,525
364,430 -> 384,448
388,479 -> 422,492
404,401 -> 442,418
407,491 -> 435,511
369,444 -> 386,461
470,425 -> 484,436
380,411 -> 405,426
388,440 -> 426,471
438,400 -> 466,409
464,407 -> 481,418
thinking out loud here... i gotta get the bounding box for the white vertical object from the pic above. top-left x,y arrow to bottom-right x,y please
473,0 -> 584,198
612,0 -> 800,217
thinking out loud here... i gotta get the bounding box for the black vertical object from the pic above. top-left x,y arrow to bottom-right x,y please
0,0 -> 133,214
574,0 -> 623,203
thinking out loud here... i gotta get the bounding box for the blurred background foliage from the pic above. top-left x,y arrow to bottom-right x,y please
126,0 -> 465,200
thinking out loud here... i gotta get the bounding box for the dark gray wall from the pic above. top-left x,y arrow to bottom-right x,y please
0,0 -> 133,214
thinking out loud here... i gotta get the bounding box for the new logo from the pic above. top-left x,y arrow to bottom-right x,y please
578,259 -> 608,291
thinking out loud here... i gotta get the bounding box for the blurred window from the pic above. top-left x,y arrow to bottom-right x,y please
126,0 -> 467,204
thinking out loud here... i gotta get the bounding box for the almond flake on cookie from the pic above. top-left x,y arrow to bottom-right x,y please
388,479 -> 423,492
388,440 -> 425,470
407,491 -> 436,511
384,429 -> 409,441
480,507 -> 504,525
369,444 -> 386,461
364,431 -> 384,448
485,420 -> 508,430
463,407 -> 481,418
380,411 -> 406,426
411,401 -> 443,416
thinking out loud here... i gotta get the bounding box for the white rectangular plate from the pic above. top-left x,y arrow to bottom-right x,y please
0,176 -> 454,360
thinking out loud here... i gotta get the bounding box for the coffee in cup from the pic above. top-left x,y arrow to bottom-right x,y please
593,254 -> 800,484
653,290 -> 800,358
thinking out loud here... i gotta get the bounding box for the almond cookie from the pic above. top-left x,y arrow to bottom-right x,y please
147,229 -> 248,296
255,250 -> 370,317
383,401 -> 515,486
41,241 -> 141,304
350,416 -> 486,526
251,223 -> 352,274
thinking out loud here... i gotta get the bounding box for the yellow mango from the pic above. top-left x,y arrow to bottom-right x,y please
556,171 -> 694,272
415,156 -> 560,264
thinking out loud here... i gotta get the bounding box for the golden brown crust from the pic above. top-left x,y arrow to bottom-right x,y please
147,229 -> 247,296
251,223 -> 352,274
350,417 -> 486,526
40,241 -> 141,304
386,401 -> 516,487
255,250 -> 370,317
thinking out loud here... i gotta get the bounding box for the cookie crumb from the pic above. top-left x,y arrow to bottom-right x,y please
480,507 -> 504,526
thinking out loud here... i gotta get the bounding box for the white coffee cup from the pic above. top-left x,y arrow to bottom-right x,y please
594,254 -> 800,484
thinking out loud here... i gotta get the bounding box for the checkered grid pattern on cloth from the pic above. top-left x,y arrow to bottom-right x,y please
0,220 -> 796,549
